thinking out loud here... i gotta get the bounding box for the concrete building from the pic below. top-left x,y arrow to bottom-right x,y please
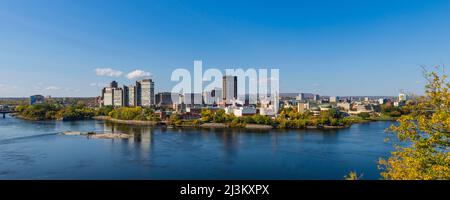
297,102 -> 309,113
296,93 -> 306,101
30,95 -> 45,105
337,102 -> 351,111
136,79 -> 155,107
222,76 -> 237,104
378,98 -> 386,105
123,85 -> 130,107
313,94 -> 320,102
102,87 -> 114,106
259,95 -> 279,116
128,85 -> 136,107
233,106 -> 257,117
319,104 -> 332,111
329,96 -> 339,103
155,92 -> 174,107
113,88 -> 123,106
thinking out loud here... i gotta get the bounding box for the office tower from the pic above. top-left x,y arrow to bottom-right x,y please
102,87 -> 114,106
113,88 -> 123,106
330,96 -> 339,103
222,76 -> 237,104
313,94 -> 320,101
136,79 -> 155,107
128,85 -> 136,106
296,93 -> 305,101
123,85 -> 129,107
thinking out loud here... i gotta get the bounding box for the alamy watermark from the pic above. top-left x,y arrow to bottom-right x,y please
170,60 -> 279,105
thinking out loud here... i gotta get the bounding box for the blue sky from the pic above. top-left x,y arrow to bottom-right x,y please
1,0 -> 450,97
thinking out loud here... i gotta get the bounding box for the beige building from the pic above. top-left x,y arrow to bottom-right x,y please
113,88 -> 123,106
136,79 -> 155,107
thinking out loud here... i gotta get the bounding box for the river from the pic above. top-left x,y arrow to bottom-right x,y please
0,114 -> 395,180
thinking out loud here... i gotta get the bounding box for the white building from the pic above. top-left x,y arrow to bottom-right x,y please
102,87 -> 114,106
259,95 -> 279,116
329,96 -> 339,103
296,93 -> 306,101
113,88 -> 123,106
337,102 -> 351,111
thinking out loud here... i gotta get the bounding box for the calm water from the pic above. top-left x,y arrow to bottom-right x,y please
0,114 -> 395,180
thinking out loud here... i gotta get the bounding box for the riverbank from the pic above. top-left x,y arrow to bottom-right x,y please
92,116 -> 158,126
14,114 -> 395,131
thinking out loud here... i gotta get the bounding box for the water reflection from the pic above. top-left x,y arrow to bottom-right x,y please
102,121 -> 154,161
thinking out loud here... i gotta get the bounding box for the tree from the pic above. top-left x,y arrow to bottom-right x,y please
357,112 -> 370,119
344,171 -> 363,180
213,109 -> 226,123
201,109 -> 213,122
379,67 -> 450,180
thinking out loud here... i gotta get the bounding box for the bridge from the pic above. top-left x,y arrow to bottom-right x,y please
0,107 -> 16,118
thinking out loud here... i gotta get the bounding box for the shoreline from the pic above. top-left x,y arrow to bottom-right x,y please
12,114 -> 396,131
92,116 -> 362,130
92,116 -> 158,126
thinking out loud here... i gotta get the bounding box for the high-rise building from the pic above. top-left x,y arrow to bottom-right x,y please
102,87 -> 114,106
136,79 -> 155,107
297,102 -> 306,113
123,85 -> 129,107
222,76 -> 237,104
313,94 -> 320,102
128,85 -> 136,107
273,94 -> 280,115
296,93 -> 306,101
330,96 -> 339,103
113,88 -> 123,106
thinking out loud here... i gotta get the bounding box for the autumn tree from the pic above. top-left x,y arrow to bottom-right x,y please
379,67 -> 450,180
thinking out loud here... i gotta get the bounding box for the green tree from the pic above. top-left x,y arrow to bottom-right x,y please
201,109 -> 213,122
379,67 -> 450,180
213,109 -> 226,123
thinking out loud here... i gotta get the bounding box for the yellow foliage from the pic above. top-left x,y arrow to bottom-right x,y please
379,67 -> 450,180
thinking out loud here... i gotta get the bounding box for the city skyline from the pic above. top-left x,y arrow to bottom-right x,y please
2,0 -> 450,97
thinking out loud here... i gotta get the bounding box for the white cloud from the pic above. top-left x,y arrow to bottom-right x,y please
89,82 -> 108,87
95,68 -> 123,77
45,86 -> 61,90
126,69 -> 152,80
